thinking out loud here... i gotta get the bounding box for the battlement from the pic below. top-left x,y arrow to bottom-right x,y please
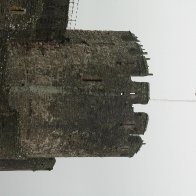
64,30 -> 149,76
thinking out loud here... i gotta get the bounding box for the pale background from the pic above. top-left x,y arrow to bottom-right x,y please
1,0 -> 196,195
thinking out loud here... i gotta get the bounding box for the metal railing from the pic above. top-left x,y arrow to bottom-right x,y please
67,0 -> 80,29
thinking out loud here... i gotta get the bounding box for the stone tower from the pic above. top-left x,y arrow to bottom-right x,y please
0,0 -> 150,171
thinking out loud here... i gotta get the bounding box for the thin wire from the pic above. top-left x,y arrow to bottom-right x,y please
151,98 -> 196,103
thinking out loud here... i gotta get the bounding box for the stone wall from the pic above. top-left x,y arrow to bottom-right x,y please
0,0 -> 69,169
0,0 -> 150,169
4,30 -> 149,158
0,0 -> 69,40
0,158 -> 55,171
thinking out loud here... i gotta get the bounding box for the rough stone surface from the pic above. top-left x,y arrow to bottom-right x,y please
4,30 -> 149,158
0,0 -> 69,40
0,1 -> 150,171
0,158 -> 56,171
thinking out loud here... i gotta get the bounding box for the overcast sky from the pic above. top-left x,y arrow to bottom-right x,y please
1,0 -> 196,196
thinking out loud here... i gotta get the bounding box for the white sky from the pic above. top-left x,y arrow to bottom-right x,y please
1,0 -> 196,196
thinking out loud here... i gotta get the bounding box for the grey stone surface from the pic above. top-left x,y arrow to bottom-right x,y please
0,158 -> 56,171
0,0 -> 69,40
0,1 -> 150,171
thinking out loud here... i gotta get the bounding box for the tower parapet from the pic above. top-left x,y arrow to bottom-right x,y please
64,30 -> 149,76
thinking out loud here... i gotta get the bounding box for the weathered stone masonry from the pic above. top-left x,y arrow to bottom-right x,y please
0,0 -> 150,171
0,0 -> 69,40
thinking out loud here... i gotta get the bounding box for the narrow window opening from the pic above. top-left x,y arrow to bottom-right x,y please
9,6 -> 26,15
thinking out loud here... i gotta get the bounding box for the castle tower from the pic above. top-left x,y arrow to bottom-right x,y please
0,1 -> 150,170
3,30 -> 149,158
